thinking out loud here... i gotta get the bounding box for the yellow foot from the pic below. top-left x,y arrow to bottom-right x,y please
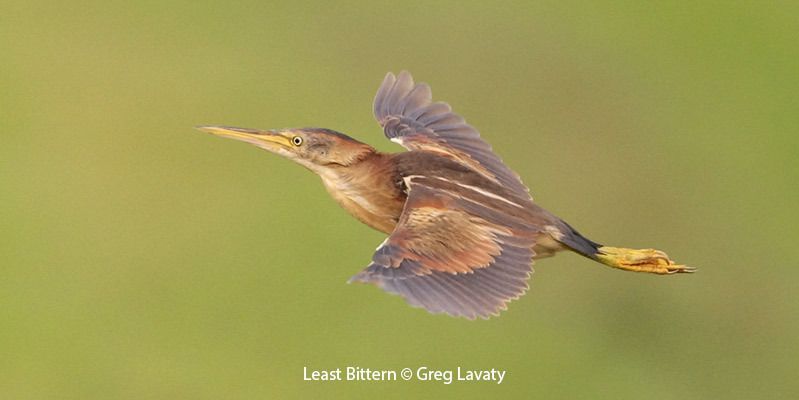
596,246 -> 695,275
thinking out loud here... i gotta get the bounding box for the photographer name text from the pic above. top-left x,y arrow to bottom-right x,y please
303,366 -> 506,384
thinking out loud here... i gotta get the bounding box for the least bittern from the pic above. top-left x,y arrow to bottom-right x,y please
199,71 -> 693,319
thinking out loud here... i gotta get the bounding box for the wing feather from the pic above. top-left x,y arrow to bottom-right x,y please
350,177 -> 540,319
374,71 -> 531,199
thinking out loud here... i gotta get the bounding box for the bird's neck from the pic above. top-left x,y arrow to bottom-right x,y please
317,152 -> 405,234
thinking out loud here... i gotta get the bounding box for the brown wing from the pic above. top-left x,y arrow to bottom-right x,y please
349,176 -> 542,319
373,71 -> 532,200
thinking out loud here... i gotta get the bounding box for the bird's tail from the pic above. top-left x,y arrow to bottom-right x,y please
555,222 -> 695,274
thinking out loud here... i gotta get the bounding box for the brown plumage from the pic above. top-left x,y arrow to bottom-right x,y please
198,71 -> 694,319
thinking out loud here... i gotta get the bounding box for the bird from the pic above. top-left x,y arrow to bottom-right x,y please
198,71 -> 694,319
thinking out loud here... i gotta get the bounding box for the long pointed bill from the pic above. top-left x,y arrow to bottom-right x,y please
196,126 -> 293,152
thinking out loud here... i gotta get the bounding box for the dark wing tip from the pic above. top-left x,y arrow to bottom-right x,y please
375,71 -> 424,121
351,248 -> 535,320
373,72 -> 397,118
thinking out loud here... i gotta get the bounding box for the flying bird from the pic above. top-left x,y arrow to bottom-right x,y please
198,71 -> 693,319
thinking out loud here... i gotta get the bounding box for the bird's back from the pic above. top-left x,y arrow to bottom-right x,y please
390,151 -> 553,224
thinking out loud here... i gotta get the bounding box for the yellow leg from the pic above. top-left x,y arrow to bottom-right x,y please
596,246 -> 695,275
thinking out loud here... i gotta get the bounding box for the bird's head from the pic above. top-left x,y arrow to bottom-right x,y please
197,126 -> 375,173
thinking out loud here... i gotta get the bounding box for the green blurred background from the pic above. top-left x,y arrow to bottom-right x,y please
2,1 -> 797,398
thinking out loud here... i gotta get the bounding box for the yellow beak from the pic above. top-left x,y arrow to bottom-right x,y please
196,126 -> 293,150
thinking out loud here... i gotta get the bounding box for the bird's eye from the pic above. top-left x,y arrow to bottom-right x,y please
292,136 -> 303,146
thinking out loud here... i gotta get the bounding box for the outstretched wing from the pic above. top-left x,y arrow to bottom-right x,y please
373,71 -> 531,200
349,176 -> 542,319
